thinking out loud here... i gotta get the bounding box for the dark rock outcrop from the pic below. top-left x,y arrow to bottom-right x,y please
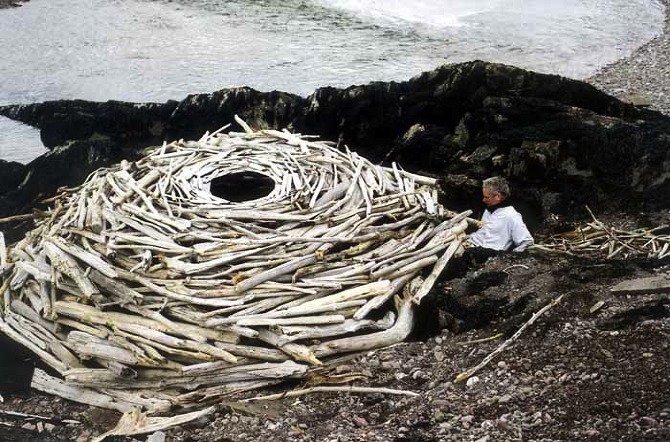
0,160 -> 26,193
2,60 -> 670,226
0,0 -> 29,9
0,100 -> 178,148
0,140 -> 141,242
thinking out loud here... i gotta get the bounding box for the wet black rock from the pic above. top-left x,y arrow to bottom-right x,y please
165,87 -> 303,143
0,160 -> 26,195
0,100 -> 176,148
0,139 -> 139,242
2,60 -> 670,224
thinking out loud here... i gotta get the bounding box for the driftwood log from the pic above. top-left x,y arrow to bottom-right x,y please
0,118 -> 468,414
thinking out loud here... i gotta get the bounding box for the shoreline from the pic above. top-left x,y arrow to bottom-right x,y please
587,0 -> 670,114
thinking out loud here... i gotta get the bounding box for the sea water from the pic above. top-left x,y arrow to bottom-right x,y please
0,0 -> 665,163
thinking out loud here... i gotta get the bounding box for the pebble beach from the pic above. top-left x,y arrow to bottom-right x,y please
0,3 -> 669,441
589,0 -> 670,115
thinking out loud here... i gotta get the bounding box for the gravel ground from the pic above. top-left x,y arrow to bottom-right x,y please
1,248 -> 668,441
588,0 -> 670,115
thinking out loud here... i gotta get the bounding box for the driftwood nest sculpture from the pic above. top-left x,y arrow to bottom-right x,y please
0,119 -> 470,414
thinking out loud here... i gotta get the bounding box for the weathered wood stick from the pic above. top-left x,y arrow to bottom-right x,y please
0,316 -> 67,374
0,213 -> 34,224
412,236 -> 465,305
454,293 -> 565,383
241,385 -> 419,402
31,368 -> 140,413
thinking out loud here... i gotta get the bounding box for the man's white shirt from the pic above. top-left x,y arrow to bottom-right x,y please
468,206 -> 534,252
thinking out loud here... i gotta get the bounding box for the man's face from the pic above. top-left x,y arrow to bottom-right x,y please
482,187 -> 503,207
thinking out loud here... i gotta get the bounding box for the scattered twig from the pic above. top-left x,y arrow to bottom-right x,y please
0,213 -> 34,224
536,207 -> 669,260
454,294 -> 565,383
502,264 -> 529,273
0,409 -> 80,425
458,332 -> 504,346
92,406 -> 214,442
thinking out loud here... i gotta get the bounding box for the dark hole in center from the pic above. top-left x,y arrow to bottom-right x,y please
210,172 -> 275,202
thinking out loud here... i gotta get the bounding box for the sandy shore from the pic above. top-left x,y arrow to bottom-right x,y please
588,0 -> 670,115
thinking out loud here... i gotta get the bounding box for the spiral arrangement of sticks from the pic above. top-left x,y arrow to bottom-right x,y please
0,119 -> 469,413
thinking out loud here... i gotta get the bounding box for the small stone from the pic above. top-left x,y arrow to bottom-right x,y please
435,337 -> 443,344
640,416 -> 658,427
466,376 -> 480,387
498,394 -> 512,403
583,429 -> 600,437
394,372 -> 407,381
461,415 -> 474,424
36,421 -> 44,433
475,436 -> 490,442
434,351 -> 445,362
21,423 -> 36,431
480,420 -> 494,430
589,300 -> 605,314
642,352 -> 653,358
353,416 -> 368,427
497,361 -> 507,369
147,431 -> 166,442
496,418 -> 511,431
412,370 -> 424,380
334,364 -> 353,374
44,423 -> 56,432
433,410 -> 446,422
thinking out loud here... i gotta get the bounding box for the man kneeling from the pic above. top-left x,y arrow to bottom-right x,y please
468,176 -> 533,253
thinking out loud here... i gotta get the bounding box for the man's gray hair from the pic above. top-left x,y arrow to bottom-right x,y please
482,176 -> 510,199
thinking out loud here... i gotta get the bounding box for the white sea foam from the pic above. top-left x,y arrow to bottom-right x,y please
315,0 -> 503,28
